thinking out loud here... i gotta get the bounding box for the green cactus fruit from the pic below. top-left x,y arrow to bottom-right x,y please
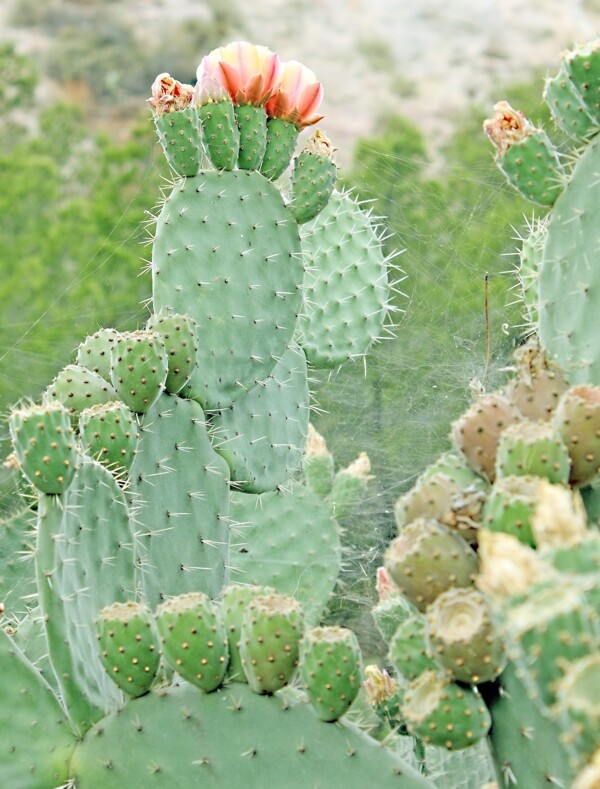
388,614 -> 438,682
482,474 -> 541,546
372,592 -> 416,644
543,60 -> 597,140
9,402 -> 77,494
363,665 -> 407,732
76,327 -> 121,380
301,423 -> 335,497
505,336 -> 569,421
220,584 -> 277,682
450,392 -> 521,481
288,130 -> 337,223
394,472 -> 484,544
152,169 -> 303,409
553,385 -> 600,486
240,593 -> 304,694
422,450 -> 489,490
506,580 -> 600,707
384,518 -> 478,612
229,482 -> 341,626
146,312 -> 198,395
299,189 -> 390,368
548,535 -> 600,575
565,40 -> 600,123
401,669 -> 491,750
210,342 -> 309,493
299,626 -> 362,722
495,419 -> 571,484
197,99 -> 240,170
425,588 -> 506,685
155,592 -> 229,693
70,682 -> 434,788
327,452 -> 372,520
556,653 -> 600,764
234,104 -> 268,170
44,363 -> 118,423
260,117 -> 299,180
538,134 -> 600,384
79,401 -> 139,472
110,330 -> 168,414
154,107 -> 202,177
96,601 -> 160,698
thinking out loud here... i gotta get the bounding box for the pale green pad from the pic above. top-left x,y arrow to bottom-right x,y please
210,342 -> 309,493
130,393 -> 230,606
152,170 -> 303,409
0,506 -> 36,621
229,482 -> 341,625
70,682 -> 434,788
299,190 -> 389,367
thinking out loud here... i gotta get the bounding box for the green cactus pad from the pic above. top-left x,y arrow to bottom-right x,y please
79,400 -> 139,472
538,135 -> 600,385
130,393 -> 230,606
450,392 -> 521,481
544,61 -> 597,140
146,312 -> 198,395
553,385 -> 600,486
0,628 -> 76,788
498,130 -> 564,205
70,682 -> 434,788
36,458 -> 136,732
384,518 -> 478,612
482,475 -> 541,546
197,99 -> 240,170
154,107 -> 202,177
44,363 -> 118,423
495,420 -> 571,484
240,593 -> 304,693
0,506 -> 36,621
234,104 -> 268,170
260,117 -> 299,180
388,614 -> 438,681
425,588 -> 506,684
155,593 -> 229,692
110,330 -> 168,414
210,343 -> 309,493
299,190 -> 390,368
229,482 -> 341,625
402,669 -> 491,750
96,601 -> 160,698
76,327 -> 121,380
565,41 -> 600,124
220,584 -> 277,682
299,626 -> 362,721
152,169 -> 303,409
289,147 -> 337,224
9,402 -> 77,495
557,653 -> 600,764
372,592 -> 416,644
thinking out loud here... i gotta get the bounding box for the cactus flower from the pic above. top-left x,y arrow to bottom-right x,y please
147,73 -> 194,115
376,566 -> 395,602
197,41 -> 282,106
483,100 -> 534,155
265,60 -> 324,128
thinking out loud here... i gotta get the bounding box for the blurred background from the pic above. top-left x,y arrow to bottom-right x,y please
2,0 -> 600,638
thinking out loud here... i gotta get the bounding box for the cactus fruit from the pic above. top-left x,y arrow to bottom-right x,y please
543,60 -> 597,140
495,419 -> 570,484
564,40 -> 600,123
148,74 -> 200,177
44,363 -> 118,422
79,400 -> 139,472
110,330 -> 168,414
299,626 -> 362,721
76,327 -> 120,380
425,588 -> 506,684
155,593 -> 229,693
482,475 -> 541,546
388,614 -> 438,681
302,423 -> 335,497
288,131 -> 337,224
553,385 -> 600,486
146,312 -> 198,395
96,601 -> 160,698
220,584 -> 276,681
384,518 -> 478,611
240,593 -> 304,694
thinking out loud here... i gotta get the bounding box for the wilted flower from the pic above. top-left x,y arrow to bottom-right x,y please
306,129 -> 337,160
531,480 -> 589,549
265,60 -> 324,128
147,73 -> 194,115
376,566 -> 395,602
476,530 -> 550,600
483,100 -> 534,155
304,423 -> 330,458
363,665 -> 398,707
197,41 -> 282,106
342,451 -> 374,481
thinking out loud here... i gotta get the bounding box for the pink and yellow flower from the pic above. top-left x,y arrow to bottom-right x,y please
483,100 -> 534,155
147,73 -> 194,115
265,60 -> 324,128
196,41 -> 282,106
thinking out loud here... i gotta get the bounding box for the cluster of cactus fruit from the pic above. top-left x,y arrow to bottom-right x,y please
0,41 -> 444,789
365,38 -> 600,789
